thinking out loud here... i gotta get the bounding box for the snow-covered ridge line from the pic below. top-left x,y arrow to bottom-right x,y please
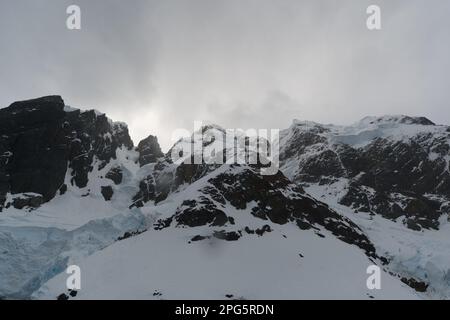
287,115 -> 448,149
64,104 -> 129,131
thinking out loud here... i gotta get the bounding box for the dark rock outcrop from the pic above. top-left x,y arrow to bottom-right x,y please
131,157 -> 220,208
131,164 -> 173,207
154,164 -> 377,257
101,186 -> 114,201
8,193 -> 44,210
105,167 -> 123,185
0,96 -> 69,206
401,277 -> 429,292
0,96 -> 133,210
213,230 -> 241,241
137,135 -> 163,166
175,198 -> 228,227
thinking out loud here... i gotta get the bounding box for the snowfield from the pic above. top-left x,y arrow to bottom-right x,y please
305,179 -> 450,299
33,219 -> 417,300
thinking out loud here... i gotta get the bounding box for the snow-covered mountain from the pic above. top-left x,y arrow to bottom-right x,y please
0,96 -> 448,299
280,116 -> 450,297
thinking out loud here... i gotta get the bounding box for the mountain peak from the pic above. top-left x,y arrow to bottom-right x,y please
4,95 -> 64,112
137,135 -> 164,166
357,115 -> 435,126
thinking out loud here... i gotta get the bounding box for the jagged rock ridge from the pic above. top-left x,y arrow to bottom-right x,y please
0,96 -> 133,210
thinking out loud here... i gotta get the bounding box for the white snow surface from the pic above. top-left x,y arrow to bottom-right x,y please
304,179 -> 450,299
283,115 -> 448,150
34,221 -> 417,300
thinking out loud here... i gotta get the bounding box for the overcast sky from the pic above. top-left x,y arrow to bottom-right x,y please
1,0 -> 449,150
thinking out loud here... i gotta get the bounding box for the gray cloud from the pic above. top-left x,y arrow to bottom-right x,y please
1,0 -> 449,150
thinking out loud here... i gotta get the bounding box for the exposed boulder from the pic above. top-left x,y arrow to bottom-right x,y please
213,230 -> 241,241
101,186 -> 114,201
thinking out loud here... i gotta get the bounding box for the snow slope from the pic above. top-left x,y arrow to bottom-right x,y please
304,179 -> 450,299
34,210 -> 417,300
30,163 -> 418,300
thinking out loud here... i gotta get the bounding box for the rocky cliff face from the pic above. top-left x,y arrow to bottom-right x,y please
280,116 -> 450,231
152,164 -> 377,258
0,96 -> 133,210
136,135 -> 164,166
